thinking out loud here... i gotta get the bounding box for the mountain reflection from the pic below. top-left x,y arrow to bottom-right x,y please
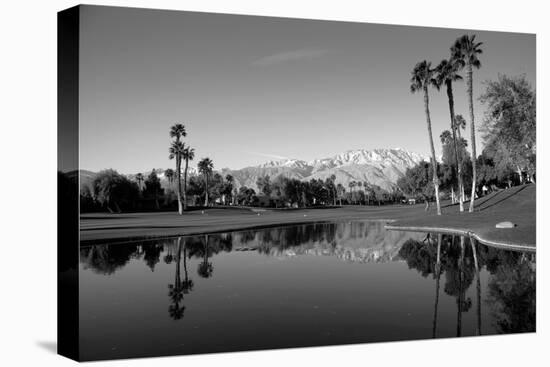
79,221 -> 535,332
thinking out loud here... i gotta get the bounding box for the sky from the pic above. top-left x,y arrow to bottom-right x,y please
79,5 -> 535,173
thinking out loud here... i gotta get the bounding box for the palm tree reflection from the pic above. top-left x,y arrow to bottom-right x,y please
168,238 -> 190,320
432,234 -> 442,338
400,234 -> 535,337
197,234 -> 214,278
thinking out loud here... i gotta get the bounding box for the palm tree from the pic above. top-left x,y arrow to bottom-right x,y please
435,57 -> 465,212
357,182 -> 363,204
165,169 -> 175,187
135,173 -> 144,191
410,60 -> 442,215
330,174 -> 337,205
348,181 -> 356,204
169,124 -> 187,141
363,181 -> 369,205
225,174 -> 235,205
452,35 -> 483,212
169,124 -> 187,214
169,140 -> 185,214
182,147 -> 195,211
198,158 -> 214,207
336,183 -> 344,205
454,114 -> 466,140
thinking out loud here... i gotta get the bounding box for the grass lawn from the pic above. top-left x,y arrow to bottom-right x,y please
80,184 -> 535,251
387,184 -> 536,251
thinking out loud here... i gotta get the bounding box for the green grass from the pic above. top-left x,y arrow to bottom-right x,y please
387,184 -> 536,250
80,184 -> 535,250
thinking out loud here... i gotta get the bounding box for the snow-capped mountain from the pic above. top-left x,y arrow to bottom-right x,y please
79,148 -> 426,193
223,148 -> 427,192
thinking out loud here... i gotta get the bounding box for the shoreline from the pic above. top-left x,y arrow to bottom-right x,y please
384,224 -> 535,252
79,185 -> 535,251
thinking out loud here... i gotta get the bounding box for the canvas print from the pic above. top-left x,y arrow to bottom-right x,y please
58,5 -> 536,361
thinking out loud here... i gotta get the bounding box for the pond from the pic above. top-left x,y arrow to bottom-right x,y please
79,221 -> 536,361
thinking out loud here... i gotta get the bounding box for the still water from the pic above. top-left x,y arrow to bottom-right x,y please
79,221 -> 535,360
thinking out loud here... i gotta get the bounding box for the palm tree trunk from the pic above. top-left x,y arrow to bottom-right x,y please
204,174 -> 209,206
183,158 -> 189,211
467,64 -> 477,213
446,81 -> 464,212
424,86 -> 442,215
176,157 -> 183,215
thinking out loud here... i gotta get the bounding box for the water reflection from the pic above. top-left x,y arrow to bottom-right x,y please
79,221 -> 535,359
398,234 -> 535,336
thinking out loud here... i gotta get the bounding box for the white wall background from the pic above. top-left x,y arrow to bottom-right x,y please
0,0 -> 547,366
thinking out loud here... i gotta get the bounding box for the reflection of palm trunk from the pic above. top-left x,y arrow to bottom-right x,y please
432,234 -> 442,338
457,237 -> 465,337
203,234 -> 209,268
470,237 -> 482,335
175,238 -> 182,288
183,243 -> 189,284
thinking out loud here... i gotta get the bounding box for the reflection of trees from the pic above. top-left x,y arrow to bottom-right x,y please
185,233 -> 233,278
168,238 -> 193,320
483,249 -> 535,333
432,234 -> 442,338
80,244 -> 139,275
143,244 -> 162,272
399,234 -> 535,336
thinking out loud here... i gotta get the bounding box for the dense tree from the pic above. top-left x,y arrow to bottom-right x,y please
91,169 -> 140,212
397,161 -> 436,208
236,186 -> 258,206
143,169 -> 163,209
452,34 -> 483,212
256,175 -> 272,196
479,74 -> 536,183
410,60 -> 442,215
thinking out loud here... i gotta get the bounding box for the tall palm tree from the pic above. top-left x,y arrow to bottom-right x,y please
348,181 -> 356,204
135,173 -> 144,191
225,174 -> 235,205
357,182 -> 363,204
336,183 -> 344,205
410,60 -> 442,215
452,35 -> 483,212
169,124 -> 187,214
435,58 -> 465,212
198,157 -> 214,207
182,147 -> 195,211
454,114 -> 467,201
165,169 -> 174,187
169,141 -> 185,214
330,174 -> 337,205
